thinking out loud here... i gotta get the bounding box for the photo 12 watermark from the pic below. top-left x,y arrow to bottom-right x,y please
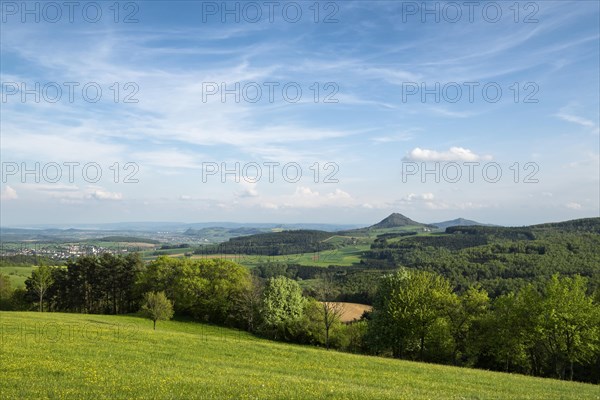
401,161 -> 540,184
201,1 -> 340,24
1,1 -> 140,23
2,162 -> 140,184
1,82 -> 140,104
398,1 -> 539,24
400,81 -> 539,104
0,321 -> 141,344
201,82 -> 339,104
202,162 -> 339,184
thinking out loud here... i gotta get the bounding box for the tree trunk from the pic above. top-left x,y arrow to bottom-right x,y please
419,333 -> 425,361
153,319 -> 156,330
39,292 -> 43,312
569,360 -> 574,381
325,327 -> 330,350
392,340 -> 400,358
452,346 -> 458,366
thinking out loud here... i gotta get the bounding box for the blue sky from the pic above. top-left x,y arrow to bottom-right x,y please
1,0 -> 599,226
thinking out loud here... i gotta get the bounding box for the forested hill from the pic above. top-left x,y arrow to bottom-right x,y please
446,217 -> 600,236
531,217 -> 600,233
364,217 -> 600,297
196,230 -> 336,256
370,213 -> 432,229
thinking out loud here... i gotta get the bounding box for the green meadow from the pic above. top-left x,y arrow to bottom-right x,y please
0,265 -> 36,288
1,311 -> 597,400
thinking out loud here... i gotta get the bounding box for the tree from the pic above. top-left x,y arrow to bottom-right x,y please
235,275 -> 264,332
139,257 -> 250,325
261,276 -> 306,340
537,275 -> 600,380
99,252 -> 142,314
315,275 -> 345,350
178,258 -> 250,324
484,292 -> 532,373
320,301 -> 345,350
367,269 -> 411,358
446,286 -> 490,365
297,298 -> 327,345
136,256 -> 184,305
27,265 -> 54,312
368,269 -> 453,360
141,291 -> 174,330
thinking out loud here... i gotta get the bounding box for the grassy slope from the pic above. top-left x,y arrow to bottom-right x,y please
161,246 -> 370,268
0,265 -> 35,288
1,312 -> 597,400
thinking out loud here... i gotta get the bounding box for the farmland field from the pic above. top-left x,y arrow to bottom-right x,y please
0,311 -> 597,399
141,244 -> 369,267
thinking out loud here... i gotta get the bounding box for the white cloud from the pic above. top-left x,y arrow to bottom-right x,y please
1,186 -> 18,201
421,192 -> 434,201
556,105 -> 599,134
294,186 -> 321,199
235,182 -> 259,198
327,189 -> 352,200
556,112 -> 596,128
405,192 -> 435,202
565,202 -> 582,210
403,147 -> 492,162
89,189 -> 123,201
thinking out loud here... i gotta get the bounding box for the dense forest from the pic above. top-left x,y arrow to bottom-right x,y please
362,218 -> 600,297
195,230 -> 336,256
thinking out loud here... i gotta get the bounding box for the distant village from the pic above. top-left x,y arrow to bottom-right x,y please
0,243 -> 139,260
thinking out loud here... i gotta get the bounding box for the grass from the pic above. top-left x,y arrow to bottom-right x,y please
0,265 -> 36,288
152,245 -> 371,268
1,312 -> 597,399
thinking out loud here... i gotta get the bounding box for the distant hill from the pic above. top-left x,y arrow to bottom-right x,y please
96,236 -> 160,244
532,217 -> 600,234
10,221 -> 361,232
369,213 -> 438,230
338,213 -> 437,236
431,218 -> 495,230
183,227 -> 265,237
370,213 -> 424,229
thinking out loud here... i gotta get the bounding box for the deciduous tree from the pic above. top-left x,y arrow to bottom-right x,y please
141,291 -> 174,330
27,265 -> 54,312
261,276 -> 305,340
